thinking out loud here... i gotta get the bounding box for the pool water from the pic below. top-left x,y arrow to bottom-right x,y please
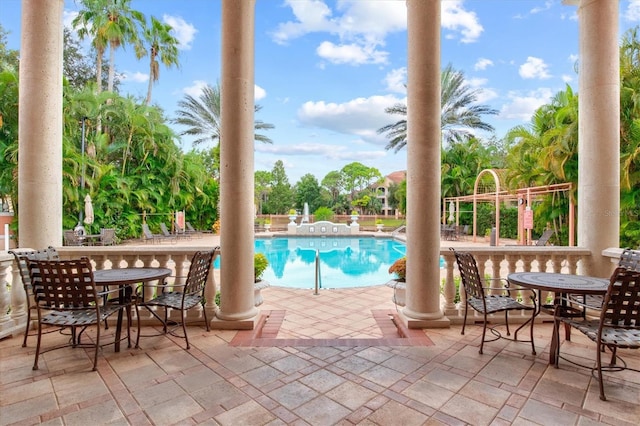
216,237 -> 445,289
255,237 -> 406,289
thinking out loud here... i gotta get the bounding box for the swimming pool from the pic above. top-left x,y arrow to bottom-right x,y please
255,236 -> 407,289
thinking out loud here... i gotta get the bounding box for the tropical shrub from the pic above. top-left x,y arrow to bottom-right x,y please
388,257 -> 406,282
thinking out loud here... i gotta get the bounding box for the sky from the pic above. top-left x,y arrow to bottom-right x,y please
2,0 -> 639,184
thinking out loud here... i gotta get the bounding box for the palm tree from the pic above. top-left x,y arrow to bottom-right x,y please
73,0 -> 144,93
378,63 -> 498,152
138,16 -> 180,105
173,82 -> 274,146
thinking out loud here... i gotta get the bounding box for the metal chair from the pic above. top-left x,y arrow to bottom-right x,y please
451,248 -> 537,354
9,246 -> 60,347
554,267 -> 640,401
27,257 -> 130,371
135,249 -> 215,349
63,229 -> 83,246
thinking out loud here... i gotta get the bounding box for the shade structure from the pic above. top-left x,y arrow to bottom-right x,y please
84,194 -> 94,225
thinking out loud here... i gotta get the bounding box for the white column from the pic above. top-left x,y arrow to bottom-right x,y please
574,0 -> 620,275
402,0 -> 448,327
18,0 -> 64,248
215,0 -> 259,326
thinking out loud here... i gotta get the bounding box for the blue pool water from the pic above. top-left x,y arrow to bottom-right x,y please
255,237 -> 407,289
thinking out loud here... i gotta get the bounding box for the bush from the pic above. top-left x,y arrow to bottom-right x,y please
254,253 -> 268,282
388,257 -> 406,282
314,206 -> 334,221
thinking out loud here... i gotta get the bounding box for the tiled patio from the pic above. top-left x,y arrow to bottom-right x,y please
1,285 -> 639,425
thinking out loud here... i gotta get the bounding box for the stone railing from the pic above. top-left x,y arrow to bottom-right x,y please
438,246 -> 596,324
0,245 -> 622,338
0,245 -> 221,340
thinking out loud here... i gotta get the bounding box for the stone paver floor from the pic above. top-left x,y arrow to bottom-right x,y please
1,285 -> 639,425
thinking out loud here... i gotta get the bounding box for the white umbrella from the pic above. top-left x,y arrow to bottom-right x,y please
84,194 -> 94,226
448,201 -> 455,223
302,202 -> 310,223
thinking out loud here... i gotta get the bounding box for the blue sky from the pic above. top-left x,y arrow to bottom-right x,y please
2,0 -> 639,183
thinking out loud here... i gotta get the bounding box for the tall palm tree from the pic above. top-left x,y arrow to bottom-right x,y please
73,0 -> 144,93
378,63 -> 498,152
173,83 -> 274,146
138,16 -> 180,105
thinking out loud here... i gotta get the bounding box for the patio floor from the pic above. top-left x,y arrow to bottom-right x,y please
1,284 -> 639,426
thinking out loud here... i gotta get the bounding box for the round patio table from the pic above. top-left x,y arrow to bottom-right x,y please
94,267 -> 172,352
507,272 -> 609,364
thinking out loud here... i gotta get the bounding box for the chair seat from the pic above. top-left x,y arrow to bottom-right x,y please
41,304 -> 123,327
568,293 -> 604,310
143,292 -> 203,310
561,318 -> 640,349
469,295 -> 534,314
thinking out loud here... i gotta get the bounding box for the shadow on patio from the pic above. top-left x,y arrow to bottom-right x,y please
1,285 -> 638,425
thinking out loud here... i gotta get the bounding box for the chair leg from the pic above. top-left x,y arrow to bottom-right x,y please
22,308 -> 31,347
479,314 -> 487,354
182,311 -> 190,350
32,321 -> 43,370
504,310 -> 511,336
596,338 -> 607,401
461,302 -> 469,336
528,309 -> 536,355
135,304 -> 142,349
92,322 -> 100,371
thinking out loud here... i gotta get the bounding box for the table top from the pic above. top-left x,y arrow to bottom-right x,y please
94,267 -> 172,285
507,272 -> 609,294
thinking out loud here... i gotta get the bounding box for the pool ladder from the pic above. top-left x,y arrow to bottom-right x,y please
314,249 -> 321,294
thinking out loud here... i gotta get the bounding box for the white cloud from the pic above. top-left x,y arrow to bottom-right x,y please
519,56 -> 551,79
163,15 -> 197,50
474,58 -> 493,71
626,0 -> 640,21
63,11 -> 78,29
561,74 -> 573,83
297,94 -> 404,145
255,142 -> 386,162
467,78 -> 498,104
530,0 -> 553,14
316,41 -> 388,65
272,0 -> 481,66
499,88 -> 554,121
441,0 -> 483,43
182,80 -> 209,97
123,71 -> 148,83
383,68 -> 407,94
255,85 -> 267,101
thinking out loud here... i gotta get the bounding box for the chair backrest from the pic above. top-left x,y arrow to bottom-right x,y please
63,230 -> 82,246
160,222 -> 172,237
186,222 -> 196,232
183,249 -> 216,297
535,229 -> 555,246
100,228 -> 115,245
600,267 -> 640,329
619,248 -> 640,272
175,223 -> 185,234
142,223 -> 154,239
450,248 -> 485,300
9,246 -> 60,290
28,257 -> 98,309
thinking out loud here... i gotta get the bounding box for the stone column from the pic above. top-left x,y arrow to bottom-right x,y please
573,0 -> 620,275
214,0 -> 259,327
18,0 -> 64,248
402,0 -> 448,328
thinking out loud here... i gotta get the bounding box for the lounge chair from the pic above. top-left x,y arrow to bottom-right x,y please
142,223 -> 175,244
174,223 -> 192,240
535,228 -> 555,246
185,221 -> 202,238
160,222 -> 185,240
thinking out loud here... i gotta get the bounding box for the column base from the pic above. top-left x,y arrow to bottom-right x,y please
397,309 -> 450,329
210,314 -> 259,330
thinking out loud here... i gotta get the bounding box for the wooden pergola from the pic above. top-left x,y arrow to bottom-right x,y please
443,169 -> 574,246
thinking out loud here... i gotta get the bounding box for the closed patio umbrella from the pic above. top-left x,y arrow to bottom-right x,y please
84,194 -> 94,230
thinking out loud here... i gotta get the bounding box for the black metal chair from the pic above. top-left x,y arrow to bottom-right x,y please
27,257 -> 130,371
9,246 -> 60,347
554,267 -> 640,401
135,249 -> 215,349
451,248 -> 537,354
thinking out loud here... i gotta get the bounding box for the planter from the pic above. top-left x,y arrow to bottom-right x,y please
350,215 -> 359,224
385,279 -> 405,306
376,224 -> 384,232
289,215 -> 297,224
254,279 -> 270,306
264,224 -> 271,231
